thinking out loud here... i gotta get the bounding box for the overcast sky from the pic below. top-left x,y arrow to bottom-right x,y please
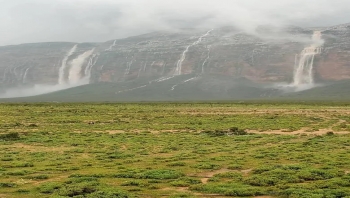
0,0 -> 349,46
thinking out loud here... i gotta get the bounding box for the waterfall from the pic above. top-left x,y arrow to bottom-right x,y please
58,44 -> 77,85
82,53 -> 99,84
174,29 -> 213,76
68,49 -> 94,85
201,45 -> 211,74
22,67 -> 31,84
292,31 -> 323,87
124,61 -> 133,77
105,40 -> 117,51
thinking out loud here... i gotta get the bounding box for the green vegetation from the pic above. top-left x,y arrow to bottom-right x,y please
1,103 -> 350,197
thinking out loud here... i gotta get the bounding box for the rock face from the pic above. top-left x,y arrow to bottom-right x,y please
0,24 -> 350,90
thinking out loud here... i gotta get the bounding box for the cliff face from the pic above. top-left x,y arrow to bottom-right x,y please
0,24 -> 349,89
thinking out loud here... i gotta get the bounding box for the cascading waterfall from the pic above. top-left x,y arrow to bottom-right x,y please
124,60 -> 133,77
201,45 -> 211,74
292,31 -> 323,87
105,40 -> 117,51
22,67 -> 31,84
174,29 -> 213,75
68,49 -> 94,85
13,66 -> 21,81
82,53 -> 99,84
58,45 -> 77,85
0,45 -> 98,98
117,29 -> 214,94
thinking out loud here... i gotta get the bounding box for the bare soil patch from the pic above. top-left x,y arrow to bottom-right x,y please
248,129 -> 350,135
198,169 -> 230,184
4,143 -> 71,153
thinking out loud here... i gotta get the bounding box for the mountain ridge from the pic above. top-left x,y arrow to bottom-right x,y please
0,23 -> 350,101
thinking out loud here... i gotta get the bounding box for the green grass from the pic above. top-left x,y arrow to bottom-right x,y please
0,103 -> 350,197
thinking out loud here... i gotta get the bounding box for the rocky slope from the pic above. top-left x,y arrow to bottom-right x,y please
0,23 -> 349,98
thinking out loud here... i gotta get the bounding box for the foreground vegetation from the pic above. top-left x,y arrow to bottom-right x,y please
1,103 -> 350,198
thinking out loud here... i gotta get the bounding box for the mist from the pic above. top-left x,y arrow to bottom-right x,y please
1,0 -> 350,46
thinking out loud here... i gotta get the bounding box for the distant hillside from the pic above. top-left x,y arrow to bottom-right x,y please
2,75 -> 349,102
1,23 -> 350,101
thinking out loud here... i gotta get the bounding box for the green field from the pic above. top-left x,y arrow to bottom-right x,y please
1,103 -> 350,198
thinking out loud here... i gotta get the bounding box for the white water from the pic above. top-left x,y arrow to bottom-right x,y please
292,31 -> 323,87
58,45 -> 77,85
137,62 -> 143,78
116,85 -> 147,94
68,49 -> 94,85
82,53 -> 99,84
171,76 -> 198,91
0,45 -> 99,98
105,40 -> 117,51
150,61 -> 156,69
174,29 -> 213,75
143,62 -> 148,72
22,67 -> 31,83
124,61 -> 133,77
201,45 -> 211,74
2,67 -> 9,82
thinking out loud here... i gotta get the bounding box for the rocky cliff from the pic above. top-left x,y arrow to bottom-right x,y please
0,23 -> 349,95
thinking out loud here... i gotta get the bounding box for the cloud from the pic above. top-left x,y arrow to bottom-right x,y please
0,0 -> 349,46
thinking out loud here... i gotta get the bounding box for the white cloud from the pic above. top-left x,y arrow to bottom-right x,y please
0,0 -> 349,46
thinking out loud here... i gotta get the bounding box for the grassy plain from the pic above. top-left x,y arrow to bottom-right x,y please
0,103 -> 350,198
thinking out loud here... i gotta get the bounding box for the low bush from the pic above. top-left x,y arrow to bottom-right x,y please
170,177 -> 201,187
0,182 -> 17,188
0,132 -> 20,140
139,169 -> 184,180
192,163 -> 221,170
38,182 -> 62,194
229,127 -> 249,135
190,183 -> 266,197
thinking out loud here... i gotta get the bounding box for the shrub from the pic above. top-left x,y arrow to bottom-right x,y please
297,168 -> 344,181
192,163 -> 221,170
38,182 -> 62,194
120,180 -> 144,187
229,127 -> 249,135
190,183 -> 266,197
201,130 -> 226,137
213,172 -> 243,181
0,132 -> 20,140
167,162 -> 186,167
246,167 -> 302,186
326,131 -> 334,136
24,175 -> 49,180
139,169 -> 184,179
227,164 -> 244,170
85,189 -> 132,198
6,170 -> 30,176
16,189 -> 30,193
169,192 -> 196,198
0,182 -> 17,188
170,177 -> 201,187
56,182 -> 98,197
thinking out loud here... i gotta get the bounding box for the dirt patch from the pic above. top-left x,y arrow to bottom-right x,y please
32,175 -> 69,186
4,143 -> 71,153
106,130 -> 125,134
248,129 -> 350,135
0,194 -> 7,198
198,169 -> 230,184
241,169 -> 253,175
